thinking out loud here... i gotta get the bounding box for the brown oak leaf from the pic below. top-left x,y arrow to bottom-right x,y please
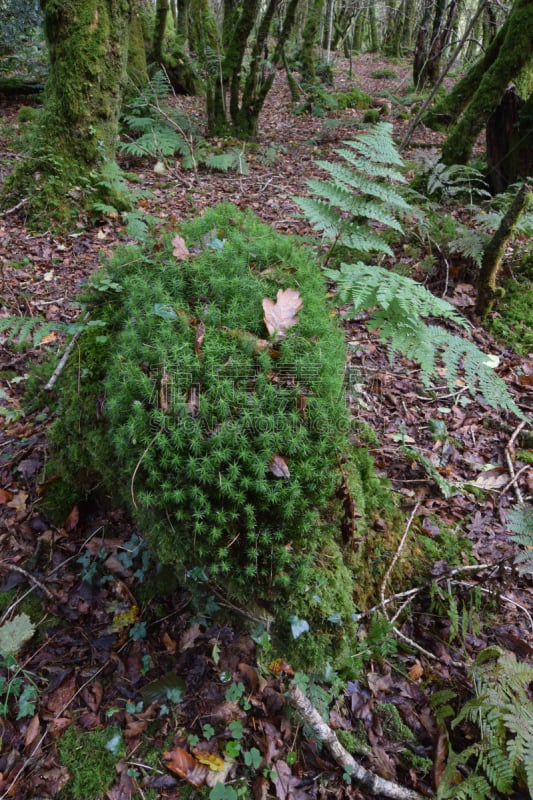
262,288 -> 302,340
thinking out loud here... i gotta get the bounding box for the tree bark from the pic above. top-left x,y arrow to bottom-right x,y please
0,0 -> 133,227
440,0 -> 533,164
476,183 -> 532,317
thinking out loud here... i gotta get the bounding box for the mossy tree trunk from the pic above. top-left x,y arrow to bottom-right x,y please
152,0 -> 170,62
127,0 -> 149,88
299,0 -> 325,81
41,0 -> 131,165
476,182 -> 532,317
439,0 -> 533,164
0,0 -> 134,225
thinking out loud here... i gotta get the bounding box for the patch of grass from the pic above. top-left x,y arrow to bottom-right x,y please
57,726 -> 124,800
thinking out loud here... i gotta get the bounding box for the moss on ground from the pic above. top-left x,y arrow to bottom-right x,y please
57,726 -> 124,800
488,265 -> 533,355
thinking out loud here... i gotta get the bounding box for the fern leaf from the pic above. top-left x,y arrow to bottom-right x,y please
315,160 -> 410,210
430,328 -> 526,418
478,744 -> 514,793
294,196 -> 343,237
336,146 -> 406,181
0,316 -> 65,346
346,122 -> 405,165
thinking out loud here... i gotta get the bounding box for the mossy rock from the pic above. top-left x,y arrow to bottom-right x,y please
43,203 -> 406,667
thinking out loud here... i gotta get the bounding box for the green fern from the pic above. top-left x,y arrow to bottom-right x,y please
507,504 -> 533,576
295,123 -> 527,421
437,648 -> 533,798
294,122 -> 408,258
0,317 -> 68,347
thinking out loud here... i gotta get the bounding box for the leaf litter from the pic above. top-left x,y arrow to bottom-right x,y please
0,55 -> 532,800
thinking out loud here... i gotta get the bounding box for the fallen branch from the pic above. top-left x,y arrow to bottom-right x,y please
288,684 -> 430,800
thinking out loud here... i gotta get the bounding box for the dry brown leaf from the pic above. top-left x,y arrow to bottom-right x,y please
0,488 -> 13,505
64,504 -> 79,532
408,660 -> 424,681
269,455 -> 290,479
469,467 -> 509,490
24,714 -> 41,749
262,288 -> 302,340
163,746 -> 209,788
172,235 -> 190,261
194,321 -> 205,356
7,490 -> 28,513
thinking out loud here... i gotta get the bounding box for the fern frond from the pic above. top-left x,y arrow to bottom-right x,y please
295,196 -> 343,237
335,148 -> 407,182
506,504 -> 533,575
345,122 -> 404,165
0,316 -> 67,347
478,744 -> 514,793
326,263 -> 468,327
430,328 -> 525,418
315,160 -> 410,210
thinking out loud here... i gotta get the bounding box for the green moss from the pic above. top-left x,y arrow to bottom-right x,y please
333,87 -> 372,110
370,68 -> 398,79
336,728 -> 370,756
39,204 -> 417,669
57,726 -> 124,800
487,271 -> 533,355
376,703 -> 414,741
363,108 -> 380,123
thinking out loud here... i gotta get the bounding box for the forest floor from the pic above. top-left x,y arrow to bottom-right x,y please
0,55 -> 532,800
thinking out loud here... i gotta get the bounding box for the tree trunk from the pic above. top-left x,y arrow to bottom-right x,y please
0,0 -> 133,227
476,183 -> 532,317
299,0 -> 326,82
425,3 -> 508,130
153,0 -> 170,63
487,86 -> 533,191
440,0 -> 533,164
414,0 -> 459,87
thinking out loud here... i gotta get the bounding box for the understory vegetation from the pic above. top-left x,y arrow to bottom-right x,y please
0,8 -> 532,796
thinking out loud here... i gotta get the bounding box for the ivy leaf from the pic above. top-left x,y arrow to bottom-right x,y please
172,234 -> 190,261
289,616 -> 309,639
262,288 -> 302,339
0,613 -> 35,656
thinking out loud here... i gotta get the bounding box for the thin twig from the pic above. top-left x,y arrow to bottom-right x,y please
504,420 -> 528,504
289,684 -> 428,800
0,197 -> 29,216
44,313 -> 89,391
0,562 -> 53,599
380,502 -> 420,607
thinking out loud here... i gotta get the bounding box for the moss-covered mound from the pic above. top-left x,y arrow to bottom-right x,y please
45,204 -> 400,667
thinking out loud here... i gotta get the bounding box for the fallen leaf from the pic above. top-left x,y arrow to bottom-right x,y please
193,751 -> 226,771
194,321 -> 205,356
262,288 -> 302,339
269,455 -> 290,479
172,234 -> 190,261
163,746 -> 209,788
0,488 -> 13,505
408,660 -> 424,681
7,490 -> 28,513
24,714 -> 41,749
469,467 -> 509,490
64,504 -> 79,532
